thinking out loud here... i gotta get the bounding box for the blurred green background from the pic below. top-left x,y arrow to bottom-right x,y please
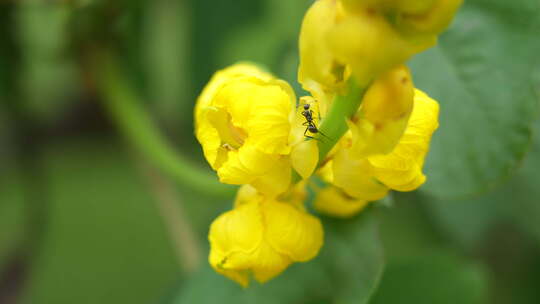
1,0 -> 539,303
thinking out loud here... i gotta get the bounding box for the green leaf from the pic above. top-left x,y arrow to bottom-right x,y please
370,252 -> 488,304
425,119 -> 540,248
320,210 -> 385,304
377,192 -> 446,261
409,0 -> 540,199
505,120 -> 540,242
169,209 -> 384,304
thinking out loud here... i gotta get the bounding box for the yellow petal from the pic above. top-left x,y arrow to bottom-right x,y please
350,65 -> 415,157
368,89 -> 439,191
263,200 -> 324,262
395,0 -> 463,36
208,201 -> 264,287
245,85 -> 294,155
314,186 -> 370,218
212,79 -> 256,129
332,149 -> 389,201
317,159 -> 334,183
250,241 -> 292,284
194,112 -> 223,169
372,166 -> 426,191
327,7 -> 432,85
360,65 -> 414,128
195,63 -> 273,123
212,76 -> 294,155
217,144 -> 277,184
291,140 -> 319,179
250,157 -> 292,197
298,0 -> 343,92
205,107 -> 244,149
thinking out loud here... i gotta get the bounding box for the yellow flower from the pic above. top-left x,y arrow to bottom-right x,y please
348,64 -> 414,158
330,89 -> 439,200
298,0 -> 461,91
195,63 -> 296,196
314,186 -> 371,218
209,185 -> 323,287
367,89 -> 439,191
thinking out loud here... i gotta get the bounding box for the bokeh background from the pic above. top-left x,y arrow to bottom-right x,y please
1,0 -> 539,303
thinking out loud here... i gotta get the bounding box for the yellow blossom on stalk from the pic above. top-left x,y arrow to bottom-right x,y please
194,63 -> 296,196
298,0 -> 462,93
197,0 -> 458,286
209,185 -> 323,287
329,88 -> 439,205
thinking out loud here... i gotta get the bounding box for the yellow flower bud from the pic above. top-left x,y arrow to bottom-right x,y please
298,0 -> 461,91
367,89 -> 439,191
195,63 -> 296,196
326,3 -> 434,85
209,186 -> 323,287
348,64 -> 415,157
298,0 -> 343,98
314,186 -> 370,218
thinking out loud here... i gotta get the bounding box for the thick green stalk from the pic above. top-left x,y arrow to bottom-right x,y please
98,56 -> 235,198
316,78 -> 369,165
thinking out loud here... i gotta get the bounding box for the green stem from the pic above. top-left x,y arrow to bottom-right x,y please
316,78 -> 369,165
97,56 -> 235,198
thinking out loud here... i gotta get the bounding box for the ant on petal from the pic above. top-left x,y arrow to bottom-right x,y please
301,103 -> 330,141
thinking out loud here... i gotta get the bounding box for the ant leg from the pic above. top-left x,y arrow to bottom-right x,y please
319,130 -> 332,140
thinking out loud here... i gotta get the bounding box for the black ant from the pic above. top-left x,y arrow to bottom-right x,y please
301,103 -> 330,141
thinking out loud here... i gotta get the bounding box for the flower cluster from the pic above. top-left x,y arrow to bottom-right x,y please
195,0 -> 460,287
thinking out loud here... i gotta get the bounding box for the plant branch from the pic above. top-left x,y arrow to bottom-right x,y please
316,78 -> 369,165
97,55 -> 235,198
139,163 -> 201,273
